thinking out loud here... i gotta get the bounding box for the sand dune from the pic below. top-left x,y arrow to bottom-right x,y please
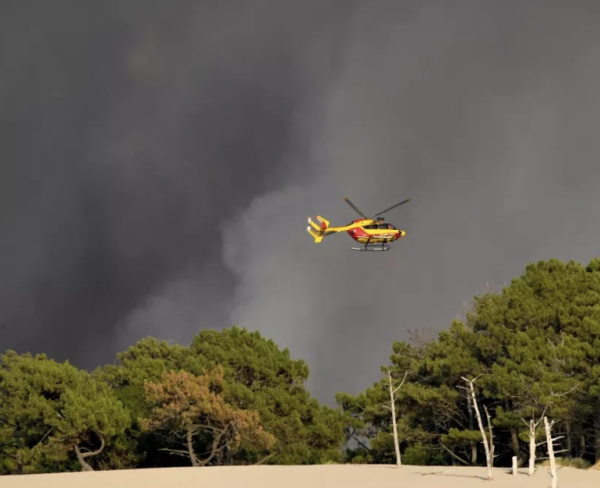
2,464 -> 598,488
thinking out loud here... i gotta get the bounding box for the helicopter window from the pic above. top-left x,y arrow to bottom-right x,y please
378,224 -> 388,229
364,224 -> 377,229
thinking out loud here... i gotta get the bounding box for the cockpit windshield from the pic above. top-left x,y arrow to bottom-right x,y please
363,222 -> 397,230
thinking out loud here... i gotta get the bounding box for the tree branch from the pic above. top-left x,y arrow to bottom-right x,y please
439,442 -> 470,466
158,448 -> 191,457
78,435 -> 105,459
392,371 -> 410,394
253,452 -> 276,465
198,422 -> 232,466
73,434 -> 105,472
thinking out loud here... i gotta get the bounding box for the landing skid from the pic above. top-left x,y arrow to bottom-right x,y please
351,243 -> 391,252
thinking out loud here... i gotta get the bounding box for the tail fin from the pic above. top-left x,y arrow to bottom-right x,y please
307,216 -> 330,243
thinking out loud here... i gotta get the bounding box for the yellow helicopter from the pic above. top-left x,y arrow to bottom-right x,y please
307,197 -> 412,251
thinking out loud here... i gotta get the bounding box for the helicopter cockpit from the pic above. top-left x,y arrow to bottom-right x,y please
363,222 -> 397,230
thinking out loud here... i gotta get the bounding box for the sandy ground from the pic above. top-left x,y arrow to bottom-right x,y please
1,464 -> 598,488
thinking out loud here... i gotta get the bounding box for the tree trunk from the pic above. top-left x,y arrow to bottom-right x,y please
544,417 -> 558,488
253,452 -> 276,465
225,436 -> 234,465
565,421 -> 572,457
15,450 -> 23,475
595,403 -> 600,463
198,422 -> 233,466
484,405 -> 495,474
528,419 -> 536,476
462,377 -> 492,481
510,428 -> 520,462
73,435 -> 105,472
14,431 -> 23,475
186,427 -> 200,467
505,400 -> 520,463
467,391 -> 477,464
388,371 -> 402,468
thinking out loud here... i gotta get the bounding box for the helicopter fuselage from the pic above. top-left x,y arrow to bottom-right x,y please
307,215 -> 406,245
307,196 -> 411,251
344,218 -> 405,244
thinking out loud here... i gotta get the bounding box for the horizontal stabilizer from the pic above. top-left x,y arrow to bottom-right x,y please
307,225 -> 324,243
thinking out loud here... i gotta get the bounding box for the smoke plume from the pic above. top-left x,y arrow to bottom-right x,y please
2,1 -> 600,403
223,1 -> 600,401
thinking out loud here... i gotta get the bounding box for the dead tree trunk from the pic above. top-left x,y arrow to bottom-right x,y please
389,372 -> 401,468
73,435 -> 105,472
387,370 -> 409,468
467,388 -> 477,464
484,404 -> 495,473
528,419 -> 536,476
521,414 -> 546,476
521,387 -> 572,476
544,416 -> 558,488
462,376 -> 493,481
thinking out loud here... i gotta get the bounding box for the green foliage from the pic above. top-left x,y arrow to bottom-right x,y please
402,442 -> 435,465
337,257 -> 600,467
93,327 -> 345,467
187,327 -> 345,464
96,337 -> 189,420
554,457 -> 592,469
3,256 -> 600,472
0,351 -> 130,473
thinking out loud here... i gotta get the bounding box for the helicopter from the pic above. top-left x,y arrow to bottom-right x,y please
307,197 -> 412,251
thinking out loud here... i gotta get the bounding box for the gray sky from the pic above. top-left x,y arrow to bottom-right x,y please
2,1 -> 600,404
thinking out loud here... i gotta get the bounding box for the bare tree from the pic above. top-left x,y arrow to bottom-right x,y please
544,416 -> 558,488
519,384 -> 578,476
462,376 -> 493,481
527,417 -> 541,476
466,387 -> 478,464
483,404 -> 495,468
385,370 -> 409,468
521,406 -> 549,476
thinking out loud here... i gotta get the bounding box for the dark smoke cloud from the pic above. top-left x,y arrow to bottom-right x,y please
223,1 -> 600,402
3,1 -> 600,404
0,0 -> 355,365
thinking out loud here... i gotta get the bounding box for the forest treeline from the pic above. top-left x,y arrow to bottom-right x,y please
2,257 -> 600,474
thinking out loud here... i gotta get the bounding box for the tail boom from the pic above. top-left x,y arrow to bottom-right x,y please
307,215 -> 337,243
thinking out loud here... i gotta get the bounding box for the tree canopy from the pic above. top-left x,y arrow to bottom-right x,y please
0,351 -> 130,473
2,256 -> 600,473
337,258 -> 600,468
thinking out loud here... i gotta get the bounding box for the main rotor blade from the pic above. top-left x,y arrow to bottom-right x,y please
372,198 -> 412,217
343,197 -> 368,219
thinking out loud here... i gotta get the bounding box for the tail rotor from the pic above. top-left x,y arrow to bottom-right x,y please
307,216 -> 330,243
